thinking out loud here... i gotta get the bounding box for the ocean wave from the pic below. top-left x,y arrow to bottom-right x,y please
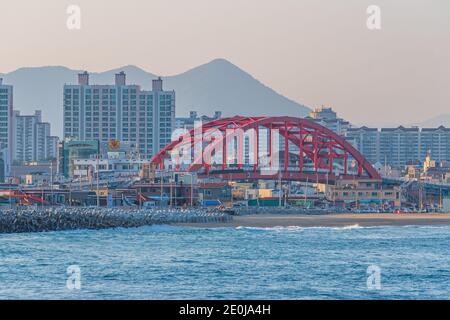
236,225 -> 304,232
234,224 -> 450,232
235,224 -> 366,232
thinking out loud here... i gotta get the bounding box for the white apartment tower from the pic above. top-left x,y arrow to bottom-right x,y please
346,126 -> 450,168
13,110 -> 58,162
63,72 -> 175,158
0,78 -> 13,173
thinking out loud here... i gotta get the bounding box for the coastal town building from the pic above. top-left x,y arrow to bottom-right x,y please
175,111 -> 222,130
345,127 -> 379,165
198,182 -> 232,205
0,78 -> 13,174
63,72 -> 175,158
346,126 -> 450,168
59,139 -> 100,178
13,110 -> 58,163
326,178 -> 401,207
306,107 -> 350,136
71,151 -> 148,179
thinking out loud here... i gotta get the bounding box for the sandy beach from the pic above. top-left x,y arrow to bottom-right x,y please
178,213 -> 450,228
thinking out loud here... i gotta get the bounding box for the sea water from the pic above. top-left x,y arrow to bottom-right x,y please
1,224 -> 450,299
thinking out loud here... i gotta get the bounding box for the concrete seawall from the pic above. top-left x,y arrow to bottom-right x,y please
0,207 -> 233,234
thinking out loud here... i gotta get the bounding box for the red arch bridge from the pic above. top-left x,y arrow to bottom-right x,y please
150,116 -> 380,184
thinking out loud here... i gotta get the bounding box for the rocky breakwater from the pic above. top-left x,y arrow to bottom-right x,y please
0,207 -> 233,234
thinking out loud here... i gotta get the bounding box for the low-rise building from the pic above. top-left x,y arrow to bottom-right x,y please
72,153 -> 149,178
326,178 -> 401,207
198,182 -> 232,205
133,182 -> 196,206
59,140 -> 100,178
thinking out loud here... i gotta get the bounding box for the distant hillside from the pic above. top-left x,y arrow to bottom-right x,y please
412,114 -> 450,128
0,59 -> 310,137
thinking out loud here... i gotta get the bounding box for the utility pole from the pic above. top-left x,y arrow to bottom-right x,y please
305,176 -> 308,207
189,174 -> 194,207
169,170 -> 173,207
316,173 -> 319,199
129,153 -> 132,178
160,168 -> 163,207
284,182 -> 289,208
353,175 -> 358,209
229,173 -> 233,207
173,170 -> 176,207
278,170 -> 282,208
333,178 -> 336,207
69,181 -> 72,206
96,154 -> 100,207
50,160 -> 53,205
419,179 -> 423,211
9,182 -> 12,209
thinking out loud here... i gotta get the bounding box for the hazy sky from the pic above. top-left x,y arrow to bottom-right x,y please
1,0 -> 449,125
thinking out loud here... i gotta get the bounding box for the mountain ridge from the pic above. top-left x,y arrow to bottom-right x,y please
0,59 -> 310,136
411,114 -> 450,128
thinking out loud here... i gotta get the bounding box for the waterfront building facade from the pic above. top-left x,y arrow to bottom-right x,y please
326,178 -> 401,207
63,72 -> 175,158
59,140 -> 100,177
72,154 -> 149,178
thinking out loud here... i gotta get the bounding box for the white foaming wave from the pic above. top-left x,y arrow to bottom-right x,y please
340,224 -> 361,230
235,226 -> 302,232
235,224 -> 366,232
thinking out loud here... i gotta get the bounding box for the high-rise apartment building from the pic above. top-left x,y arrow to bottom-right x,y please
47,136 -> 59,160
346,126 -> 450,168
36,121 -> 51,161
419,126 -> 450,162
306,107 -> 350,136
13,110 -> 58,162
63,72 -> 175,158
0,78 -> 13,170
379,127 -> 420,168
345,127 -> 379,165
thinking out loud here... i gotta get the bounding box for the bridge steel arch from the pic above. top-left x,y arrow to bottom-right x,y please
150,116 -> 381,183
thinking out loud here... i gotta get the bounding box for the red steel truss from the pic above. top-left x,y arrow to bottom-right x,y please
150,116 -> 381,183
